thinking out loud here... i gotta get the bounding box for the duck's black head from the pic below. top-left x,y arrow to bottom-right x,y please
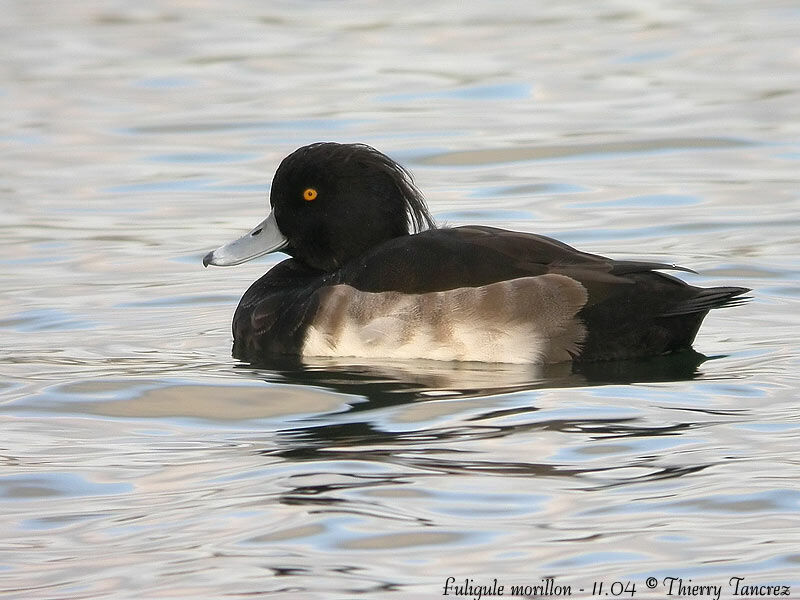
269,142 -> 435,271
204,142 -> 435,272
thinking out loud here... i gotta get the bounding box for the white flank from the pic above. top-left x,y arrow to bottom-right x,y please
302,274 -> 588,364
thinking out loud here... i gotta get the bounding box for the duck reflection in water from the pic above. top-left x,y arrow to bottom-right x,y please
236,349 -> 711,407
243,350 -> 718,483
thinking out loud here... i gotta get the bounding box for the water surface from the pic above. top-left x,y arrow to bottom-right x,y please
1,1 -> 799,598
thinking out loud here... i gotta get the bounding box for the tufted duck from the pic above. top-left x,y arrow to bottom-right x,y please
204,142 -> 748,363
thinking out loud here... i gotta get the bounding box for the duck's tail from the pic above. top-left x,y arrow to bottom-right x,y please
662,286 -> 751,317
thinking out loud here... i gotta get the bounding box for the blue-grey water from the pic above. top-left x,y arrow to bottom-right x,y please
1,2 -> 799,599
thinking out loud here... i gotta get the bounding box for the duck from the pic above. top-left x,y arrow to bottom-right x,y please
204,142 -> 748,364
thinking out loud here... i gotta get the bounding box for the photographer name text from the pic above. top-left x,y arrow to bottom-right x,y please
442,576 -> 792,600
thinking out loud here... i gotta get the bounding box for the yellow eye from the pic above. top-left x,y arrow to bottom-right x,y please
303,188 -> 318,202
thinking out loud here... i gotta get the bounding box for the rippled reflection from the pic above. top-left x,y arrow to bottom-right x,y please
239,350 -> 708,403
227,352 -> 714,487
